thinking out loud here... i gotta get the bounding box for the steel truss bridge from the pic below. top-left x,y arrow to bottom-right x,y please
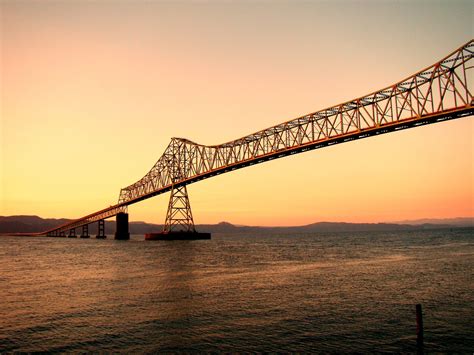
44,40 -> 473,237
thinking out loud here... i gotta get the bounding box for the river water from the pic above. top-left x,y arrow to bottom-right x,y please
1,229 -> 473,352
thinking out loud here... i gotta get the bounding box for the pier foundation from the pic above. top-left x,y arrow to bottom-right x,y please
145,231 -> 211,240
68,228 -> 77,238
115,212 -> 130,240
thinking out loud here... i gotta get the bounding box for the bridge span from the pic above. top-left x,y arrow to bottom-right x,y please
42,40 -> 473,239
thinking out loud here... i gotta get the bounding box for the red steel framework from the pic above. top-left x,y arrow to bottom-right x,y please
43,40 -> 474,236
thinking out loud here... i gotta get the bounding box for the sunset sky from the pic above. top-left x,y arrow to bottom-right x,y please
1,0 -> 473,226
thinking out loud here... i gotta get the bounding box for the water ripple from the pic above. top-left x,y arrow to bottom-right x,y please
0,229 -> 473,352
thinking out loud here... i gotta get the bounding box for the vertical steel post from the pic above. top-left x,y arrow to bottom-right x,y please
163,184 -> 196,233
416,304 -> 424,352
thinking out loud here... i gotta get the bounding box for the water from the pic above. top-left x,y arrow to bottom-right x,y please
1,229 -> 473,352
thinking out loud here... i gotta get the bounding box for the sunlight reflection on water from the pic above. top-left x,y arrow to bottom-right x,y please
1,229 -> 473,352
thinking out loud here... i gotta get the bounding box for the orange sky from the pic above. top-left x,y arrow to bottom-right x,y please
1,1 -> 473,226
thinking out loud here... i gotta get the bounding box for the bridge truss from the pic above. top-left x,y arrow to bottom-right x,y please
44,40 -> 473,236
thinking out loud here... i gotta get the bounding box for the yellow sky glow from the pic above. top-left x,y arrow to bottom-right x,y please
1,1 -> 473,226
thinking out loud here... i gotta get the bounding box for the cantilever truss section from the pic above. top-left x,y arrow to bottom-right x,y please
117,40 -> 474,206
42,40 -> 474,236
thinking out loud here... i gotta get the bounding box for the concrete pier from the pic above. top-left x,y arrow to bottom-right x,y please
80,224 -> 90,238
96,219 -> 107,239
115,212 -> 130,240
68,228 -> 77,238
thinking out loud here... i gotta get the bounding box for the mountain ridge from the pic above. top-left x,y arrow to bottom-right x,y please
1,215 -> 472,234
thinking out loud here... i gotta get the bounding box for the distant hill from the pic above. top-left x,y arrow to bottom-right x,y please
0,215 -> 72,233
393,217 -> 473,227
0,215 -> 470,235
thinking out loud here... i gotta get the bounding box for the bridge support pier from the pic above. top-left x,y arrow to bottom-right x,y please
115,212 -> 130,240
80,224 -> 90,238
68,228 -> 77,238
96,219 -> 107,239
145,184 -> 211,240
59,231 -> 66,237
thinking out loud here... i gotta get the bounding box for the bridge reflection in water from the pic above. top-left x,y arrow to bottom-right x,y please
42,40 -> 473,240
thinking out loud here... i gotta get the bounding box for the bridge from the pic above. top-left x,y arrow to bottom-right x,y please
41,40 -> 473,239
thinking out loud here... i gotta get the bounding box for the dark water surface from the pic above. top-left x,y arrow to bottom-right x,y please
1,229 -> 473,352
